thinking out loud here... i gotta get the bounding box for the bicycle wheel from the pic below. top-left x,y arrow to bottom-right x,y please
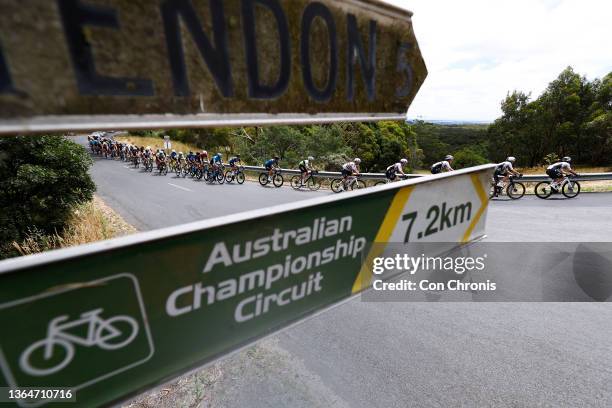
307,177 -> 321,191
290,175 -> 302,190
374,180 -> 386,186
96,316 -> 139,350
20,337 -> 74,377
352,180 -> 366,190
259,173 -> 268,186
534,182 -> 552,199
562,180 -> 580,198
224,170 -> 234,183
217,171 -> 225,184
506,182 -> 525,199
273,174 -> 284,187
331,179 -> 344,193
236,172 -> 245,184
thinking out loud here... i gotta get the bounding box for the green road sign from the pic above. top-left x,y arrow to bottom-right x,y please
0,165 -> 493,406
0,0 -> 427,133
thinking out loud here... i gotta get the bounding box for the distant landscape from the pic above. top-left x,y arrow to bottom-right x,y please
127,66 -> 610,172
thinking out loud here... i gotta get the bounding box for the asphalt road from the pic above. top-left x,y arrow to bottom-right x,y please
77,139 -> 612,407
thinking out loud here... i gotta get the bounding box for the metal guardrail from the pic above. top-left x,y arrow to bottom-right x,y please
238,165 -> 612,182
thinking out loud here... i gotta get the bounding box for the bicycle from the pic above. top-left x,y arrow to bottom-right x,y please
374,174 -> 408,186
225,166 -> 246,184
290,170 -> 321,191
490,174 -> 526,199
158,159 -> 168,176
535,175 -> 581,199
259,168 -> 284,187
207,163 -> 225,184
132,155 -> 140,168
143,156 -> 154,172
331,174 -> 366,193
19,308 -> 138,377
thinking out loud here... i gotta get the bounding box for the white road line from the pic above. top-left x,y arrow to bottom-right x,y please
167,183 -> 193,192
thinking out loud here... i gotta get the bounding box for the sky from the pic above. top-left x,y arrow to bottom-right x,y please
383,0 -> 612,122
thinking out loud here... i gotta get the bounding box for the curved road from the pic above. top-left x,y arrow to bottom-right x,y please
77,138 -> 612,407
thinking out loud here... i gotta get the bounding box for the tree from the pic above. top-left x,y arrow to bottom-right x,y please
0,135 -> 96,249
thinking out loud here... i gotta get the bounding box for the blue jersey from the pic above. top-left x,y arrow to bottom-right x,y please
265,159 -> 277,167
212,154 -> 222,164
229,157 -> 240,166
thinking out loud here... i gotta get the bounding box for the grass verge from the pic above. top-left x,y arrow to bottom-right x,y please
10,195 -> 137,257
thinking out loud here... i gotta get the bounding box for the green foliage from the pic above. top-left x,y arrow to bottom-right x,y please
488,67 -> 611,166
0,135 -> 95,254
453,147 -> 488,168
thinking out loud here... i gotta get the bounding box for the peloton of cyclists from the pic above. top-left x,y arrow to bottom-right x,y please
385,158 -> 408,182
547,156 -> 579,191
430,155 -> 454,174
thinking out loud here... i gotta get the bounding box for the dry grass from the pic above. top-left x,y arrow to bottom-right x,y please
117,136 -> 200,155
11,196 -> 136,257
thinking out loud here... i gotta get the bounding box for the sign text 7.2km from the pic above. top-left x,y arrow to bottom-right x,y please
0,0 -> 427,132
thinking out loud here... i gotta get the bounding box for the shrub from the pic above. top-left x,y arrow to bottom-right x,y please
0,135 -> 96,256
453,147 -> 489,168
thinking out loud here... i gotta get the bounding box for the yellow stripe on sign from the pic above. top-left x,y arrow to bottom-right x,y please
461,173 -> 489,243
351,186 -> 415,294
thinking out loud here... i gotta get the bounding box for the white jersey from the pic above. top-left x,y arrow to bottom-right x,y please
387,162 -> 403,173
496,161 -> 514,173
547,161 -> 570,171
432,160 -> 452,172
342,162 -> 358,172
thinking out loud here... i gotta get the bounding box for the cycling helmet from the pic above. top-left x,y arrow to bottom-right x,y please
445,155 -> 454,161
202,150 -> 208,156
354,158 -> 361,164
308,156 -> 314,161
172,149 -> 176,153
189,151 -> 193,155
562,156 -> 571,162
178,151 -> 183,155
506,156 -> 516,163
217,152 -> 222,157
236,154 -> 241,158
400,158 -> 408,164
274,156 -> 280,160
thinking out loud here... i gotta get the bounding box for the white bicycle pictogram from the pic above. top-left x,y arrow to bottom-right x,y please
19,308 -> 139,376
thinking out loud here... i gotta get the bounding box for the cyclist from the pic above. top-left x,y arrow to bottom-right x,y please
228,154 -> 241,175
494,156 -> 521,187
155,149 -> 166,169
431,155 -> 454,174
298,156 -> 315,186
265,156 -> 280,182
547,156 -> 578,190
341,158 -> 361,190
385,158 -> 408,182
211,152 -> 223,177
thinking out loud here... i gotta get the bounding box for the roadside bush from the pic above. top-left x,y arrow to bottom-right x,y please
0,135 -> 95,257
453,147 -> 489,168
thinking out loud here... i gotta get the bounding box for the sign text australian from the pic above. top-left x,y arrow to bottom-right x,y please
0,0 -> 427,119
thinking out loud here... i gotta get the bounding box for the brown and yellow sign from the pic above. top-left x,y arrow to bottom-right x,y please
0,0 -> 427,132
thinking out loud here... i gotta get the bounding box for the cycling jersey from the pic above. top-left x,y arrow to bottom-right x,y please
547,161 -> 570,171
387,162 -> 402,173
431,160 -> 451,174
342,162 -> 358,173
265,159 -> 278,169
495,161 -> 514,174
212,154 -> 222,164
229,157 -> 241,166
170,152 -> 178,159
